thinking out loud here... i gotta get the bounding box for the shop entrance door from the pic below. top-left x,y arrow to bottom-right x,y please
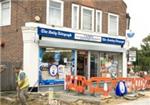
90,52 -> 99,77
77,51 -> 88,77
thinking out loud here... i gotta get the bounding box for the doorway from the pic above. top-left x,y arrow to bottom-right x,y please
90,52 -> 99,77
77,51 -> 88,77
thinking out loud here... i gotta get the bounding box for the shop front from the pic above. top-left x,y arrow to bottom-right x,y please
22,22 -> 127,90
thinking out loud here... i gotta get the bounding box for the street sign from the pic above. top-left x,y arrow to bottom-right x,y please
128,51 -> 136,62
129,57 -> 136,62
129,51 -> 136,57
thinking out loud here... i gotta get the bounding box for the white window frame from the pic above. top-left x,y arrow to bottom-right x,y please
108,13 -> 119,35
81,6 -> 94,32
71,4 -> 79,29
0,0 -> 11,26
95,10 -> 102,33
46,0 -> 64,26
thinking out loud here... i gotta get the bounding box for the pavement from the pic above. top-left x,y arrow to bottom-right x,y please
117,98 -> 150,105
1,90 -> 150,105
117,91 -> 150,105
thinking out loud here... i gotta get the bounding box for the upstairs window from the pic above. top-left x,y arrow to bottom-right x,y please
0,0 -> 11,26
47,0 -> 64,26
96,10 -> 102,33
81,6 -> 94,31
72,4 -> 79,29
108,13 -> 119,35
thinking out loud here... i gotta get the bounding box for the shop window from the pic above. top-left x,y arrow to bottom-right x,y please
72,4 -> 79,29
108,13 -> 119,35
39,48 -> 73,85
0,0 -> 11,26
81,6 -> 94,31
96,10 -> 102,33
100,52 -> 122,78
47,0 -> 64,26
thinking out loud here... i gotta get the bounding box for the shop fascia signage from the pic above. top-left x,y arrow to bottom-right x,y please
37,27 -> 75,40
37,27 -> 125,46
75,33 -> 101,42
38,27 -> 101,42
101,37 -> 125,46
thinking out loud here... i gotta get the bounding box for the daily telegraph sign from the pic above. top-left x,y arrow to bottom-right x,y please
37,27 -> 75,40
37,27 -> 125,46
101,37 -> 125,46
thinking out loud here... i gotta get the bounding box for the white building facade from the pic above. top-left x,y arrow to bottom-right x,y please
22,22 -> 127,89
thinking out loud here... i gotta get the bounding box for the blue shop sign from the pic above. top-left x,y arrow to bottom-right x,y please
101,37 -> 125,46
37,27 -> 75,40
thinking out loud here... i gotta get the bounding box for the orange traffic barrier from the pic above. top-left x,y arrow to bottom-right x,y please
88,77 -> 112,96
66,75 -> 76,91
74,75 -> 87,94
124,78 -> 134,93
141,78 -> 147,90
133,78 -> 147,91
134,78 -> 141,91
65,75 -> 87,94
145,77 -> 150,89
65,75 -> 150,95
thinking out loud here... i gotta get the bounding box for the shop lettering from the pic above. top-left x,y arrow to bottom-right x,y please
115,39 -> 125,44
57,31 -> 72,38
38,27 -> 75,39
101,37 -> 125,46
75,33 -> 101,42
41,28 -> 48,34
38,27 -> 125,46
48,30 -> 57,36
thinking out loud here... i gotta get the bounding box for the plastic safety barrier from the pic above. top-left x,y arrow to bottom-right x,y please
74,75 -> 87,94
88,77 -> 112,96
145,77 -> 150,89
66,75 -> 76,91
65,75 -> 150,96
65,75 -> 86,94
134,78 -> 144,91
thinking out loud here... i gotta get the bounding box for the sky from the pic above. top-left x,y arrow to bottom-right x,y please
124,0 -> 150,49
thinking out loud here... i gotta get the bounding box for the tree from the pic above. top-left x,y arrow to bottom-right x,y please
129,34 -> 150,73
139,34 -> 150,72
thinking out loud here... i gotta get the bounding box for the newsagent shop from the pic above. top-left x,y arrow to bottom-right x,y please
22,22 -> 127,90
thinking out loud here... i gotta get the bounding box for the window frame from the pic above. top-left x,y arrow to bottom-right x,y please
108,13 -> 119,35
71,4 -> 79,30
81,6 -> 94,32
95,10 -> 102,33
46,0 -> 64,26
0,0 -> 11,26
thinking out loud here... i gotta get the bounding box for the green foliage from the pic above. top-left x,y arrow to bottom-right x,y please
133,34 -> 150,72
129,47 -> 138,51
133,66 -> 141,72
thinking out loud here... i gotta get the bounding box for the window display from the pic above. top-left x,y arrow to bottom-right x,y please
100,52 -> 122,78
39,48 -> 73,85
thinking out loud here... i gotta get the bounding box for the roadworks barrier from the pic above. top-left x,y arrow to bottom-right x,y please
65,75 -> 150,96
